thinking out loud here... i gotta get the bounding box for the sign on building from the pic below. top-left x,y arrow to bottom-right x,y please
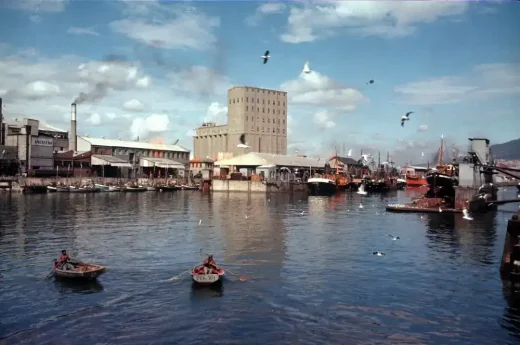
31,137 -> 54,147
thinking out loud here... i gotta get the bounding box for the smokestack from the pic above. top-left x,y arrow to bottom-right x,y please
0,98 -> 4,146
69,103 -> 77,151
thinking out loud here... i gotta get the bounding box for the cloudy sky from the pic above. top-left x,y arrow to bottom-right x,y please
0,0 -> 518,164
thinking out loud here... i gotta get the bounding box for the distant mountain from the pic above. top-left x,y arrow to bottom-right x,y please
491,138 -> 520,160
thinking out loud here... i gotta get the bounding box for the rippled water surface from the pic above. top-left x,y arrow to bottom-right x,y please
1,189 -> 519,345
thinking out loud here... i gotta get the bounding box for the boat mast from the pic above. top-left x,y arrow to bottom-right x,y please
438,134 -> 444,167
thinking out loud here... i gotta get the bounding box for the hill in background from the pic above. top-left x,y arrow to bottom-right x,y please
491,138 -> 520,160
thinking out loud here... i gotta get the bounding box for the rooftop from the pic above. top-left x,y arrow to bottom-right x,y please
229,86 -> 287,94
5,118 -> 67,133
79,136 -> 190,152
215,152 -> 325,168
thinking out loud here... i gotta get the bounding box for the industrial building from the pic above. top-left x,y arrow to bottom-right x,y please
1,117 -> 69,176
193,86 -> 288,160
77,136 -> 190,178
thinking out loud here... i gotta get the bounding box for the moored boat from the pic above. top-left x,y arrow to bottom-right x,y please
158,185 -> 179,191
180,185 -> 199,190
47,185 -> 57,192
191,265 -> 225,285
123,186 -> 147,192
53,262 -> 106,281
306,177 -> 337,196
95,184 -> 110,192
146,186 -> 158,191
108,186 -> 122,192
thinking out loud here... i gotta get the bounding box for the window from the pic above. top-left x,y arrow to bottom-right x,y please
257,127 -> 259,131
241,97 -> 243,102
257,99 -> 259,103
283,111 -> 285,115
252,126 -> 254,131
263,100 -> 265,104
278,110 -> 280,115
278,119 -> 280,125
283,129 -> 285,134
233,99 -> 235,104
246,106 -> 248,111
268,118 -> 270,123
283,102 -> 285,106
246,97 -> 249,102
268,127 -> 270,132
229,99 -> 231,104
263,118 -> 265,123
278,101 -> 280,106
268,109 -> 270,114
273,128 -> 275,133
283,120 -> 285,124
268,100 -> 270,105
277,128 -> 280,133
246,116 -> 248,121
262,108 -> 265,113
262,127 -> 264,132
257,107 -> 259,112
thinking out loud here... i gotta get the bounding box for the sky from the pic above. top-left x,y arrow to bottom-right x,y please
0,0 -> 519,164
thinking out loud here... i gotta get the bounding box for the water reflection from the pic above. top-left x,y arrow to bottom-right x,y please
502,280 -> 520,341
190,281 -> 224,298
53,279 -> 104,295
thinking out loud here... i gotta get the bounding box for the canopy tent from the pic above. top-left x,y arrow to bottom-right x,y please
91,155 -> 132,168
139,157 -> 185,169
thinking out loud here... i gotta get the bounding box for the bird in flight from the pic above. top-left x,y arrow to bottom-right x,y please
366,79 -> 375,85
302,61 -> 311,74
401,111 -> 413,127
237,134 -> 250,149
261,50 -> 270,64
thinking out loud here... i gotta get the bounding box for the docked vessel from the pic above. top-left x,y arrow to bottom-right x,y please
123,185 -> 147,192
306,177 -> 338,196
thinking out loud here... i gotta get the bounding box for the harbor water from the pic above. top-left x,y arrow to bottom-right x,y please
0,189 -> 519,344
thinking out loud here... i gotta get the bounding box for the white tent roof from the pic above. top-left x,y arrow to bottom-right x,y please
215,152 -> 325,168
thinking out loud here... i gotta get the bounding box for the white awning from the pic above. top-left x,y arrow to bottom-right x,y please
91,155 -> 132,168
140,157 -> 185,169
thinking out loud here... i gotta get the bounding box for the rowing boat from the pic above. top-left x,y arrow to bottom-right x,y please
53,262 -> 106,281
191,265 -> 225,284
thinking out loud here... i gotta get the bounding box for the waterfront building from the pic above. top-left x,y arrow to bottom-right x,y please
326,155 -> 364,174
190,157 -> 215,180
77,136 -> 190,178
2,118 -> 69,176
193,86 -> 288,160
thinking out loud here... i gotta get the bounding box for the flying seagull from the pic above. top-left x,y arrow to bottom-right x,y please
462,208 -> 474,221
401,111 -> 413,127
261,50 -> 270,64
388,234 -> 400,240
373,251 -> 385,256
237,134 -> 250,149
302,61 -> 311,74
366,79 -> 374,85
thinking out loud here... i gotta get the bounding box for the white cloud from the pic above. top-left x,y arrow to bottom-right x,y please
418,124 -> 429,132
4,0 -> 68,13
67,27 -> 99,36
312,110 -> 336,129
86,113 -> 101,126
123,99 -> 145,112
130,114 -> 170,139
395,63 -> 520,105
246,3 -> 286,26
280,70 -> 365,110
0,49 -> 231,146
110,2 -> 220,50
203,102 -> 227,124
277,2 -> 471,43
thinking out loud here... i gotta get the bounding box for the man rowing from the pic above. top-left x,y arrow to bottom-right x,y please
55,250 -> 76,271
202,255 -> 217,274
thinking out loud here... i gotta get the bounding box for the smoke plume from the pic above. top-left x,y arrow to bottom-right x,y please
73,82 -> 109,104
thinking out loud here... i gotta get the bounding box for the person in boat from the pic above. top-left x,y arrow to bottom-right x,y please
202,255 -> 217,274
55,250 -> 75,271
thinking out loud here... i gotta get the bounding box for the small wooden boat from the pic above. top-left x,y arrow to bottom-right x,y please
180,185 -> 199,190
123,186 -> 147,192
53,262 -> 106,280
191,265 -> 225,284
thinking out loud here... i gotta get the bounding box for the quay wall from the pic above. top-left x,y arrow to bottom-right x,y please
212,180 -> 307,193
18,177 -> 185,186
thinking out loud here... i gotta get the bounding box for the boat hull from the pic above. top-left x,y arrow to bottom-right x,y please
123,187 -> 147,192
54,263 -> 106,281
158,186 -> 180,191
426,172 -> 458,188
191,267 -> 225,285
405,175 -> 429,187
306,178 -> 337,196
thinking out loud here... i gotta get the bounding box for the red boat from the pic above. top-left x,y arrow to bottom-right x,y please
191,265 -> 225,284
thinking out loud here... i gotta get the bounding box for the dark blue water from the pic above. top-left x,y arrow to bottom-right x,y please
0,189 -> 519,345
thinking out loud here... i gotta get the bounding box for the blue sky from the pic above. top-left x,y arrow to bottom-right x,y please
0,0 -> 518,163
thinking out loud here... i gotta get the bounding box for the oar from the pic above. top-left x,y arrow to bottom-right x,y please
44,268 -> 55,279
225,269 -> 248,282
168,269 -> 191,281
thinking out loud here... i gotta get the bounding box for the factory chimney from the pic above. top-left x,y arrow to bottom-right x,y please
69,103 -> 77,151
0,98 -> 4,145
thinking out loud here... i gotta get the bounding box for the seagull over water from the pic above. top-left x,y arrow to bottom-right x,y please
462,208 -> 474,220
261,50 -> 270,64
373,251 -> 385,256
302,61 -> 311,74
359,203 -> 364,209
237,134 -> 250,149
357,184 -> 367,195
401,111 -> 413,127
199,219 -> 203,225
389,234 -> 400,240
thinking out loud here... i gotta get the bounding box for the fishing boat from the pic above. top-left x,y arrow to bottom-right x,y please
69,186 -> 100,193
94,184 -> 110,192
396,178 -> 406,190
191,265 -> 225,285
53,262 -> 106,281
158,185 -> 179,192
306,177 -> 338,196
47,185 -> 57,192
146,186 -> 158,191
